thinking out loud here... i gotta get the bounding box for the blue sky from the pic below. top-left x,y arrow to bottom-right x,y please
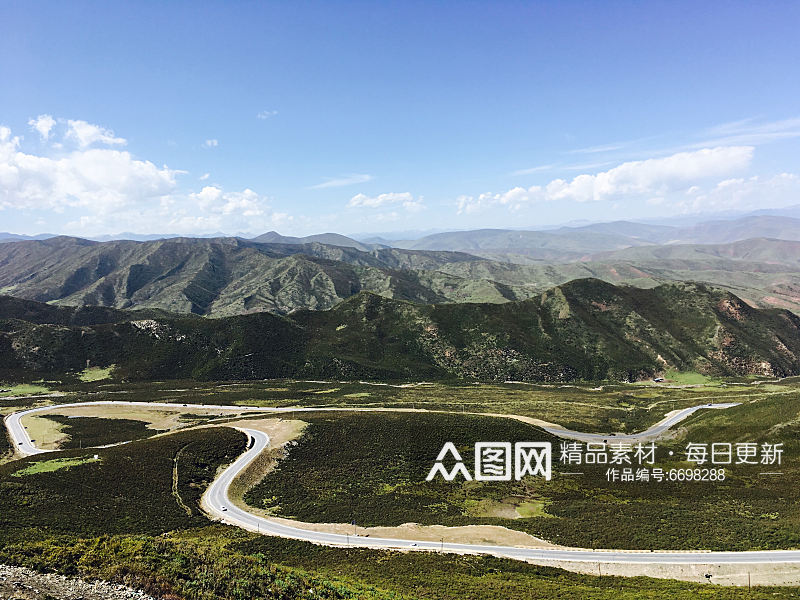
2,1 -> 799,237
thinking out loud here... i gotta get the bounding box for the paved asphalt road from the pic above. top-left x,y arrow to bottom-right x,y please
4,399 -> 738,456
9,399 -> 798,565
539,402 -> 740,442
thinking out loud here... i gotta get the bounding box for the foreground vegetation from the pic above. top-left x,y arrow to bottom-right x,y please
3,421 -> 792,598
2,378 -> 800,596
2,527 -> 797,600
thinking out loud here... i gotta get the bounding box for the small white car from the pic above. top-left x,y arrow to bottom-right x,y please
221,506 -> 227,512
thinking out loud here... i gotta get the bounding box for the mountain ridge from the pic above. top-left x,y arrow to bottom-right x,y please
3,279 -> 800,383
3,235 -> 800,316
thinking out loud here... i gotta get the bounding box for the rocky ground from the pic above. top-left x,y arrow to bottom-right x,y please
0,565 -> 157,600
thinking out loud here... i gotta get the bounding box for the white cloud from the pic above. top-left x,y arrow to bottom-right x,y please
511,164 -> 555,176
569,143 -> 625,154
311,173 -> 372,189
673,173 -> 800,213
199,172 -> 210,181
0,128 -> 176,212
28,114 -> 56,141
189,186 -> 267,217
348,192 -> 423,212
66,120 -> 126,148
546,146 -> 754,202
458,146 -> 754,214
696,117 -> 800,147
257,110 -> 278,120
1,122 -> 294,236
202,139 -> 219,149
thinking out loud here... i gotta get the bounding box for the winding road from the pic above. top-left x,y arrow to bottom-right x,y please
6,399 -> 798,567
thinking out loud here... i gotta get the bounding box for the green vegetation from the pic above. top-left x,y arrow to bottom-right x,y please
78,365 -> 113,381
4,278 -> 800,383
0,237 -> 536,317
3,527 -> 793,600
1,378 -> 800,596
0,427 -> 246,542
245,412 -> 557,527
4,230 -> 800,318
663,369 -> 716,385
245,406 -> 800,551
41,415 -> 159,449
240,534 -> 799,600
0,382 -> 52,396
12,456 -> 99,476
5,374 -> 796,433
0,532 -> 397,600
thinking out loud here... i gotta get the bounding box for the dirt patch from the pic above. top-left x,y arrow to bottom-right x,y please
18,415 -> 69,450
262,517 -> 559,548
19,405 -> 251,451
533,559 -> 800,587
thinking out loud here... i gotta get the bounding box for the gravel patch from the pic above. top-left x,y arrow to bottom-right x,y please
0,564 -> 157,600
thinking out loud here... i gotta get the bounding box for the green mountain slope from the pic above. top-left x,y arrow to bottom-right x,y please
0,237 -> 534,315
3,236 -> 800,317
3,279 -> 800,382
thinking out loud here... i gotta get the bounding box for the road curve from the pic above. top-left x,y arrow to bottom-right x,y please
539,402 -> 739,442
204,427 -> 800,565
3,399 -> 738,457
8,399 -> 797,566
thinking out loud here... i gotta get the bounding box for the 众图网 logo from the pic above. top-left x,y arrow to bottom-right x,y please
426,442 -> 552,481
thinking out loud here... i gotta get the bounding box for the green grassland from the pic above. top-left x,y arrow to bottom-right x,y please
11,375 -> 800,434
11,456 -> 100,476
245,412 -> 559,526
2,384 -> 800,597
41,415 -> 160,449
244,403 -> 800,551
0,382 -> 53,396
2,419 -> 793,599
3,375 -> 800,440
78,365 -> 113,382
0,427 -> 246,542
239,533 -> 799,600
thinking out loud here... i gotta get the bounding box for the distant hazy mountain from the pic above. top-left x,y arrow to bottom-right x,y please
392,228 -> 653,260
4,279 -> 800,382
667,216 -> 800,245
387,216 -> 800,258
88,232 -> 195,242
590,237 -> 800,265
0,232 -> 56,242
251,231 -> 379,251
748,203 -> 800,219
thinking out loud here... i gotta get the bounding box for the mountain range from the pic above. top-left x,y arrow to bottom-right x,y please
2,229 -> 800,316
390,215 -> 800,260
3,279 -> 800,382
